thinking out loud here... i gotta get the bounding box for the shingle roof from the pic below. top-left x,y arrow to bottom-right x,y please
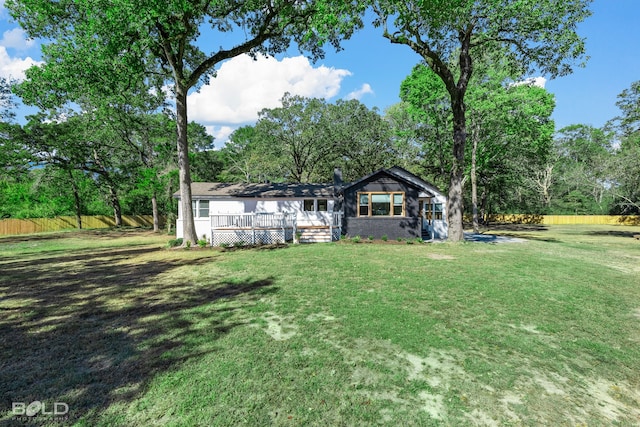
174,182 -> 334,199
341,167 -> 443,197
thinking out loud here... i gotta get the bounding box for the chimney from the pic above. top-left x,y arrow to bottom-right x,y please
333,167 -> 343,190
333,167 -> 344,211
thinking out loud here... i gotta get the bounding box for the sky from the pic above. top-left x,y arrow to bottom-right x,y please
1,0 -> 638,148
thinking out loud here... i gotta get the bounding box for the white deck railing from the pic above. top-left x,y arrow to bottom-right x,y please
209,212 -> 343,246
211,212 -> 296,230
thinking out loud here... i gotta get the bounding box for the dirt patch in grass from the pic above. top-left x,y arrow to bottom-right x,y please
426,253 -> 456,260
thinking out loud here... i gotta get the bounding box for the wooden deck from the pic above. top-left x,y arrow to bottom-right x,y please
209,212 -> 342,246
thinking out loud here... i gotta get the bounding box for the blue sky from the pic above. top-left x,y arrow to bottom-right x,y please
1,0 -> 638,147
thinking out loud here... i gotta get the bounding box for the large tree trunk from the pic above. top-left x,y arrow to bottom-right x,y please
68,168 -> 82,229
176,83 -> 198,245
471,125 -> 479,234
151,192 -> 159,233
447,93 -> 466,242
108,184 -> 123,227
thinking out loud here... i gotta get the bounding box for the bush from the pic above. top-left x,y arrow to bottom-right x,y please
381,234 -> 388,241
197,239 -> 207,248
368,235 -> 374,241
351,235 -> 361,243
167,238 -> 183,248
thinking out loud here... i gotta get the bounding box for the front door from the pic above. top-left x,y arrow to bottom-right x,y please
418,198 -> 432,239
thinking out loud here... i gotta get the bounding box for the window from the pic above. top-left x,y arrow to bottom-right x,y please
191,200 -> 210,218
433,203 -> 443,220
359,194 -> 369,216
199,200 -> 209,218
371,194 -> 390,216
393,194 -> 403,216
303,199 -> 315,211
357,192 -> 404,217
317,199 -> 328,212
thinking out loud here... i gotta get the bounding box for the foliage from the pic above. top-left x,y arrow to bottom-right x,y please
7,0 -> 365,244
371,0 -> 592,240
223,94 -> 396,183
400,61 -> 556,216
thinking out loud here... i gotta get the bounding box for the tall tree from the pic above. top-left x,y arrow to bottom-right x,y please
372,0 -> 591,241
401,62 -> 555,224
8,0 -> 364,245
226,94 -> 395,183
551,125 -> 613,214
607,81 -> 640,213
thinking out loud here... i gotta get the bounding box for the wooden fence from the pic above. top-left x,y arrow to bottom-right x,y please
0,215 -> 165,236
481,214 -> 640,226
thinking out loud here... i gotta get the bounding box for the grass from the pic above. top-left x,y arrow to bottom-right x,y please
1,225 -> 639,425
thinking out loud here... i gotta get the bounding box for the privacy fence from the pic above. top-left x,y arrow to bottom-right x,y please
481,214 -> 640,226
1,214 -> 638,237
0,215 -> 164,236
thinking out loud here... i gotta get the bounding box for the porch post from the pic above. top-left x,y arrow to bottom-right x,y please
252,213 -> 256,245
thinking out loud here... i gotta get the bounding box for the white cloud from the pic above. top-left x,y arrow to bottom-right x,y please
513,76 -> 547,88
345,83 -> 374,101
205,125 -> 235,147
0,46 -> 40,80
1,28 -> 36,51
188,54 -> 352,124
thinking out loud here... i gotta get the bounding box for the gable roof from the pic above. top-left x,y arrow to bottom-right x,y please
341,166 -> 444,197
176,167 -> 444,200
175,182 -> 334,199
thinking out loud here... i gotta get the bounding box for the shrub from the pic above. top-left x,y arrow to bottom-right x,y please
197,239 -> 207,248
167,238 -> 183,248
397,237 -> 403,242
351,235 -> 361,243
368,235 -> 374,241
381,234 -> 388,241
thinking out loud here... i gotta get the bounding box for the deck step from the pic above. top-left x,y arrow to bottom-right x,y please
298,229 -> 332,243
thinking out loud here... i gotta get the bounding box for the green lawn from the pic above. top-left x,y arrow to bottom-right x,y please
1,226 -> 639,425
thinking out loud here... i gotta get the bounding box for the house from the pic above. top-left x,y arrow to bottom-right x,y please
174,167 -> 447,245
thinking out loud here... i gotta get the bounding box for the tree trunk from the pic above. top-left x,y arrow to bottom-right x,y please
108,184 -> 123,227
447,93 -> 466,242
68,168 -> 82,229
151,192 -> 159,232
176,83 -> 198,245
471,129 -> 479,234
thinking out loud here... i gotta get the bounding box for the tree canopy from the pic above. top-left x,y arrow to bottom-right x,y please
371,0 -> 592,240
7,0 -> 365,244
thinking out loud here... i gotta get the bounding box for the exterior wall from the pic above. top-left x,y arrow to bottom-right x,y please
176,197 -> 337,241
345,217 -> 421,239
430,193 -> 448,240
343,173 -> 421,240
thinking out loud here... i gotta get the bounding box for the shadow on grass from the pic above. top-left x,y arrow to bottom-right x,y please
0,229 -> 158,245
483,223 -> 549,232
586,230 -> 639,238
0,244 -> 276,424
478,223 -> 560,243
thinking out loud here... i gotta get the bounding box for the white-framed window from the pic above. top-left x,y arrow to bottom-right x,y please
303,199 -> 329,212
191,200 -> 210,218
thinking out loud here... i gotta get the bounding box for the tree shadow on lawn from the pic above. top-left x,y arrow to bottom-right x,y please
479,223 -> 560,242
0,229 -> 156,245
0,245 -> 276,424
585,230 -> 639,238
